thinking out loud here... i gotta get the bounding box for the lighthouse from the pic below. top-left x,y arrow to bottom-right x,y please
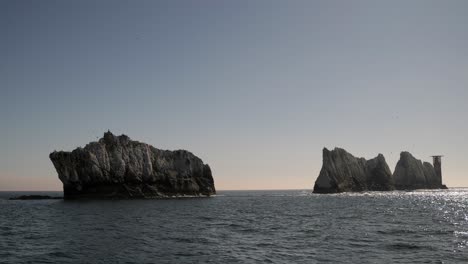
431,155 -> 443,186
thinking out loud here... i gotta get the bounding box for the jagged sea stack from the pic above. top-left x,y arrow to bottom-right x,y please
50,131 -> 216,199
313,148 -> 394,193
393,152 -> 447,190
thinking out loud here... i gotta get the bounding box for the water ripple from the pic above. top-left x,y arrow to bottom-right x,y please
1,189 -> 468,263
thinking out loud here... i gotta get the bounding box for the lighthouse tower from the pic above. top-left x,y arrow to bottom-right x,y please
431,155 -> 443,186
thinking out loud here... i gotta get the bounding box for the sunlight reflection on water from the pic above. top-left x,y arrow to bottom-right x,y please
1,188 -> 467,263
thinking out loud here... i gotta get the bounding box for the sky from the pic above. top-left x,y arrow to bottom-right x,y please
1,0 -> 467,191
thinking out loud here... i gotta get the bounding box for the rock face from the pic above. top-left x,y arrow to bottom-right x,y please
313,148 -> 448,193
393,151 -> 446,190
50,131 -> 216,199
313,148 -> 394,193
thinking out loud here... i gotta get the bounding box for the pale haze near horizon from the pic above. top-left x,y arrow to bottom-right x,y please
1,0 -> 467,191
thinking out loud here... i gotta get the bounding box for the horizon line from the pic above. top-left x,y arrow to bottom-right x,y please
3,187 -> 468,192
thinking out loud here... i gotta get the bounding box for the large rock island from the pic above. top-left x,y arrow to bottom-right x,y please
313,148 -> 447,193
50,131 -> 216,199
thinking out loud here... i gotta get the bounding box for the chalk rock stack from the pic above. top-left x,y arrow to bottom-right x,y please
313,148 -> 394,193
313,148 -> 447,193
393,151 -> 445,190
50,131 -> 216,199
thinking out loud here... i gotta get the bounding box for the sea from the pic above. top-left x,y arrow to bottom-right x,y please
1,189 -> 467,264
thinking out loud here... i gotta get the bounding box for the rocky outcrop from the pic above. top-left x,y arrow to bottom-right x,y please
313,148 -> 394,193
9,195 -> 62,200
50,131 -> 216,199
393,151 -> 446,190
313,148 -> 447,193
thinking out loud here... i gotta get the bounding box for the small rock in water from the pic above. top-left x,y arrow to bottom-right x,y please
9,195 -> 63,200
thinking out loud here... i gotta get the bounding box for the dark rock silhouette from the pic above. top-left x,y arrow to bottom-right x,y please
9,195 -> 62,200
313,148 -> 447,193
50,131 -> 215,199
393,151 -> 447,190
313,148 -> 394,193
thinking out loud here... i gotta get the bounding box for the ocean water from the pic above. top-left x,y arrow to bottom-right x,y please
1,189 -> 467,264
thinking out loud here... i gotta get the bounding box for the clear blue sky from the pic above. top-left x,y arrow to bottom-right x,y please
1,0 -> 467,190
